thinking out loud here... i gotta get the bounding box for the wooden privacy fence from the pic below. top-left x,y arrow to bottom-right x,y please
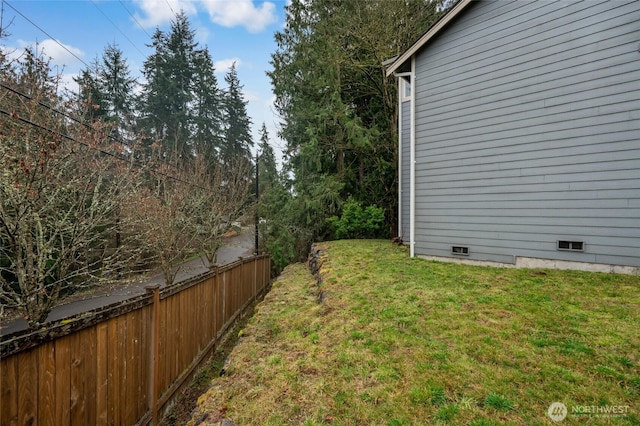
0,254 -> 270,425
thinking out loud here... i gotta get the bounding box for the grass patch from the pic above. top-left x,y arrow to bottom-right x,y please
484,393 -> 514,411
191,240 -> 640,425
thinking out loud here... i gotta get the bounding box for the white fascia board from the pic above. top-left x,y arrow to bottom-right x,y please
385,0 -> 473,78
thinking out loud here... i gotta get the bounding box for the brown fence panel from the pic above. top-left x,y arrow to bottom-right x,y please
0,254 -> 270,426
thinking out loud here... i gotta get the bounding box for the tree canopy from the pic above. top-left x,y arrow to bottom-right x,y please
265,0 -> 443,268
0,12 -> 255,325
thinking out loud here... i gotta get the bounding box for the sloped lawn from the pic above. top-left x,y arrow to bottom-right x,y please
193,240 -> 639,425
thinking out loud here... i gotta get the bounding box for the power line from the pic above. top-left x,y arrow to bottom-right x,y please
118,0 -> 152,39
0,81 -> 133,149
0,82 -> 211,191
0,104 -> 209,191
164,0 -> 179,21
90,0 -> 146,57
3,0 -> 90,69
0,106 -> 114,157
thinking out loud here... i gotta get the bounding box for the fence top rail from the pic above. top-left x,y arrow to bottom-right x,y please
0,292 -> 152,358
0,253 -> 270,358
160,254 -> 269,299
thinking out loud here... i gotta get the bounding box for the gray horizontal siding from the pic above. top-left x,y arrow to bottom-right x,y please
400,100 -> 411,243
412,0 -> 640,267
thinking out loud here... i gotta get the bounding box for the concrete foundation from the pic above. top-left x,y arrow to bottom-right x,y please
417,255 -> 640,276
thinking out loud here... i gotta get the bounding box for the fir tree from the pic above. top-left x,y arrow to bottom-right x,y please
99,43 -> 136,139
74,58 -> 106,121
192,47 -> 223,166
257,122 -> 278,193
222,62 -> 253,163
140,12 -> 198,163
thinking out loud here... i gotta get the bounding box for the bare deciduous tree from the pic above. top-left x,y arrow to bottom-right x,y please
0,47 -> 253,327
189,156 -> 252,267
121,164 -> 200,286
0,49 -> 146,326
0,75 -> 141,326
121,154 -> 252,285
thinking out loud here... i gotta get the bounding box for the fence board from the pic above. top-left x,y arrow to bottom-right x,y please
170,293 -> 178,384
165,295 -> 172,396
38,342 -> 56,426
1,355 -> 18,425
0,254 -> 271,426
107,316 -> 120,425
70,329 -> 90,425
96,322 -> 108,426
124,311 -> 137,425
139,305 -> 150,419
18,348 -> 37,425
88,328 -> 98,424
55,335 -> 71,425
157,297 -> 166,395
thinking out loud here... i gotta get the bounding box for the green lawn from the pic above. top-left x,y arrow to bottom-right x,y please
193,240 -> 639,425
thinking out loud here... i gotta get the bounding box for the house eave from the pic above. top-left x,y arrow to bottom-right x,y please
385,0 -> 474,78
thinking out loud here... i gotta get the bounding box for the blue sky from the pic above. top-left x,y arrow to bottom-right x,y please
0,0 -> 288,159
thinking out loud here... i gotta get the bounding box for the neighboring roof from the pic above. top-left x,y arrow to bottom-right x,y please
385,0 -> 474,77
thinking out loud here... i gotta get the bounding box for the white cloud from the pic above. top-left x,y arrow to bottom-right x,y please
133,0 -> 276,32
214,57 -> 241,74
195,25 -> 210,44
134,0 -> 197,27
243,89 -> 261,103
202,0 -> 277,33
16,39 -> 85,68
60,72 -> 80,93
0,45 -> 23,64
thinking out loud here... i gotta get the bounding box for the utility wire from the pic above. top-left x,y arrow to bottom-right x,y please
1,106 -> 112,156
118,0 -> 152,39
0,83 -> 209,190
164,0 -> 179,21
3,0 -> 90,69
0,81 -> 133,149
90,0 -> 146,57
0,105 -> 209,191
1,2 -> 213,191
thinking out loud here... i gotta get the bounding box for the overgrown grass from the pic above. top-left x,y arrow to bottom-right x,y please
192,240 -> 640,425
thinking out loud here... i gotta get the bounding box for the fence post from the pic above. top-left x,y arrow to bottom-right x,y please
213,265 -> 219,334
145,284 -> 160,426
253,255 -> 257,299
221,267 -> 226,327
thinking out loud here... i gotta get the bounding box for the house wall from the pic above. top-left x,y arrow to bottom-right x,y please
400,99 -> 411,243
412,0 -> 640,267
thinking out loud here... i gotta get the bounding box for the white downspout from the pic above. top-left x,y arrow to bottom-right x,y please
397,75 -> 403,240
410,57 -> 416,258
394,66 -> 416,257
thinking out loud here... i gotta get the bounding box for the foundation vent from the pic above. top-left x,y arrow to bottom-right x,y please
451,246 -> 469,256
557,240 -> 584,252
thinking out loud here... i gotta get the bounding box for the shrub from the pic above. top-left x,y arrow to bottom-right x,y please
327,197 -> 385,239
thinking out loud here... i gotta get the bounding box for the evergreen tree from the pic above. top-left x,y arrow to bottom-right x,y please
222,62 -> 253,163
192,47 -> 223,166
164,11 -> 197,161
267,0 -> 443,260
255,123 -> 298,273
257,122 -> 278,194
74,58 -> 106,121
140,11 -> 198,163
99,43 -> 136,138
140,28 -> 170,144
